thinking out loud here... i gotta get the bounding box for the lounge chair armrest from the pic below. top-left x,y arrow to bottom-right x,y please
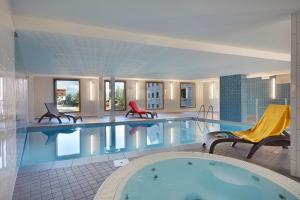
282,130 -> 290,136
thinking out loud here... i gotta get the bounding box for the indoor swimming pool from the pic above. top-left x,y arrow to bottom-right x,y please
20,119 -> 250,167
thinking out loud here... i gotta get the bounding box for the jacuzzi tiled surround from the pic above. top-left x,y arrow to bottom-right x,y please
291,12 -> 300,178
13,142 -> 294,200
95,152 -> 300,200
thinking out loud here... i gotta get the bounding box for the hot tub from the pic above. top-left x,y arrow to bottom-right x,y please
94,152 -> 300,200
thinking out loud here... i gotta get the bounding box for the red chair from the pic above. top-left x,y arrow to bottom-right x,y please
125,100 -> 157,118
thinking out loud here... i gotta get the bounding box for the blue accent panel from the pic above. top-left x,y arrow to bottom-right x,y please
220,74 -> 246,122
220,75 -> 290,122
241,75 -> 248,121
246,78 -> 270,116
276,83 -> 290,104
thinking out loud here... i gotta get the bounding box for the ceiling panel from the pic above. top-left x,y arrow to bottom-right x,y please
11,0 -> 300,53
15,31 -> 289,79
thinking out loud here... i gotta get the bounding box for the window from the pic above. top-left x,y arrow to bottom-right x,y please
105,80 -> 126,111
145,81 -> 164,110
54,79 -> 80,112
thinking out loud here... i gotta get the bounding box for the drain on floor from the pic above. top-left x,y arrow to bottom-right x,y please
113,159 -> 130,167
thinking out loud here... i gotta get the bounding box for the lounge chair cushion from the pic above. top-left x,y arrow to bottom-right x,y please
233,104 -> 291,142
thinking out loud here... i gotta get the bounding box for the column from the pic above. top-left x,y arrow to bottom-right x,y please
291,12 -> 300,177
97,76 -> 104,117
110,77 -> 116,122
220,74 -> 247,122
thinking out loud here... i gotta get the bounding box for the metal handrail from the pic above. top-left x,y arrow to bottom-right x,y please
205,105 -> 214,119
197,105 -> 206,119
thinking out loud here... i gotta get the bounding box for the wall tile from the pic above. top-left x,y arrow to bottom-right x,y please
291,12 -> 300,178
220,74 -> 244,122
0,0 -> 18,198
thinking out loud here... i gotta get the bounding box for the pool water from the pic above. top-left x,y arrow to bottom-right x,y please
121,158 -> 298,200
20,119 -> 249,166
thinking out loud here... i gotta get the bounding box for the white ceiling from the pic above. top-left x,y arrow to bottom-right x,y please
12,0 -> 300,53
12,0 -> 297,78
15,31 -> 289,79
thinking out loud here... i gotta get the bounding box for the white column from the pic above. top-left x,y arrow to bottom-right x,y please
110,77 -> 116,122
291,12 -> 300,177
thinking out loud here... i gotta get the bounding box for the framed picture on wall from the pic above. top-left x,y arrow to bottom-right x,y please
145,81 -> 164,110
180,82 -> 195,108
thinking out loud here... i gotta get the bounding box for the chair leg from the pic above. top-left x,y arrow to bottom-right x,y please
231,142 -> 237,147
209,140 -> 218,154
125,110 -> 131,117
69,116 -> 76,123
209,139 -> 240,154
246,143 -> 262,159
38,113 -> 48,123
54,116 -> 62,124
138,113 -> 143,118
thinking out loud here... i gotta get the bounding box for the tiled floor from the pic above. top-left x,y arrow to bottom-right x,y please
13,142 -> 299,200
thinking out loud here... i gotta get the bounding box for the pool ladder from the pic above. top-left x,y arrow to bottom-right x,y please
196,105 -> 214,148
197,105 -> 214,120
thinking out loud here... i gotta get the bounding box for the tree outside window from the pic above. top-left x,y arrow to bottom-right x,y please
105,81 -> 126,111
54,79 -> 80,112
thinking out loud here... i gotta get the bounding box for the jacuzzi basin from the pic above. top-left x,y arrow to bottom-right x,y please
95,152 -> 300,200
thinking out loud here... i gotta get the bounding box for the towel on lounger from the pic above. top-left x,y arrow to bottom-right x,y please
232,104 -> 291,143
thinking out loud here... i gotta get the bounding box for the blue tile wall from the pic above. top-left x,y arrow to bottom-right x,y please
220,75 -> 291,122
276,83 -> 290,104
246,78 -> 270,116
220,74 -> 247,122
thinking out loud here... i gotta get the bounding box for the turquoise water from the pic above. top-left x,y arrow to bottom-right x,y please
121,158 -> 298,200
20,119 -> 249,166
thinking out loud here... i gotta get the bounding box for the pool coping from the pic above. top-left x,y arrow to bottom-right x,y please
94,151 -> 300,200
26,117 -> 254,132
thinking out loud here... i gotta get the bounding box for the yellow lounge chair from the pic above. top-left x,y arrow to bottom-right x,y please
208,104 -> 291,159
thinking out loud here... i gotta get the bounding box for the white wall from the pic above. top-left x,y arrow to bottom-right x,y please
29,76 -> 221,119
200,79 -> 220,113
0,0 -> 18,199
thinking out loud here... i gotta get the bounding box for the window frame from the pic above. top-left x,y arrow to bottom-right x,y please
145,81 -> 164,110
104,80 -> 127,111
53,78 -> 81,113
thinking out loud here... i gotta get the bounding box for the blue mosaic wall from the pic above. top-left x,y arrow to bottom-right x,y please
246,78 -> 270,116
220,75 -> 291,121
276,83 -> 290,104
220,74 -> 247,122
